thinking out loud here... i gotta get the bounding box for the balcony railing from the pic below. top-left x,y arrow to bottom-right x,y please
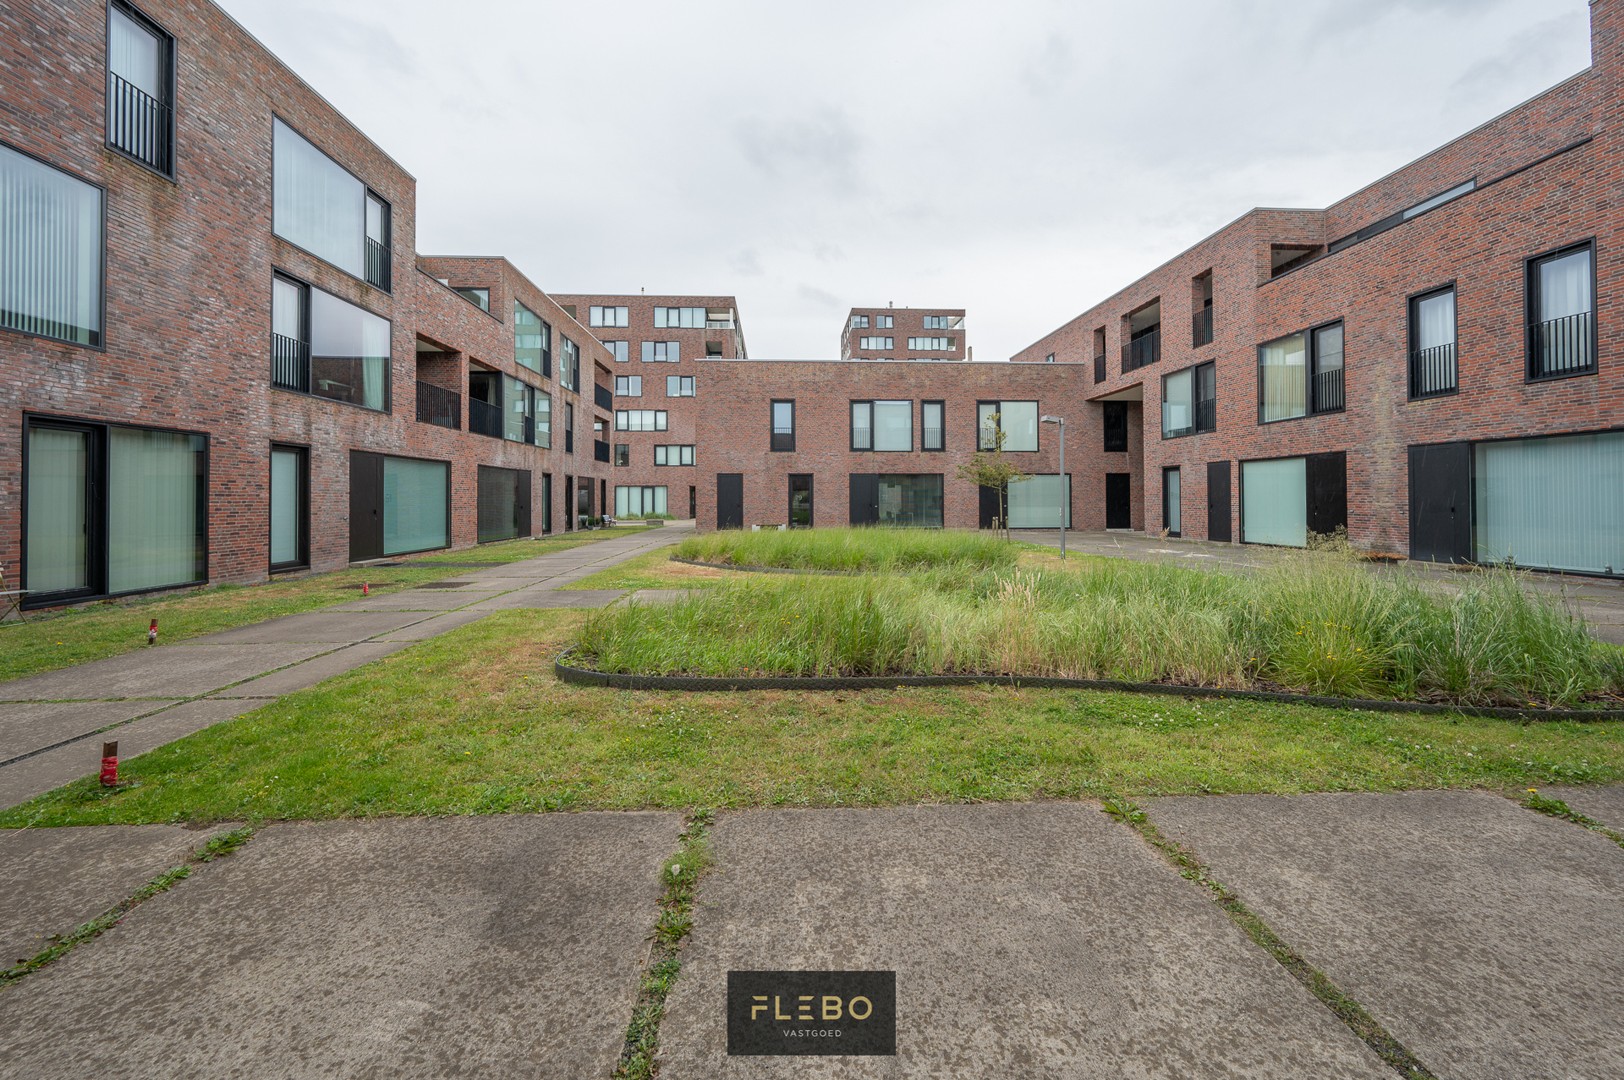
1195,395 -> 1217,433
415,381 -> 461,429
107,72 -> 172,175
271,333 -> 310,393
1192,306 -> 1214,347
469,397 -> 503,438
594,439 -> 610,463
1122,328 -> 1161,372
1409,342 -> 1457,398
1311,366 -> 1345,414
364,237 -> 391,292
1093,353 -> 1106,383
595,384 -> 613,410
1527,311 -> 1595,379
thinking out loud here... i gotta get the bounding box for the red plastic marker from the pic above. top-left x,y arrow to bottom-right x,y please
100,741 -> 119,787
147,618 -> 158,645
362,582 -> 370,596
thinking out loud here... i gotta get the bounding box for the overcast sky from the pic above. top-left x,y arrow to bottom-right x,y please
219,0 -> 1592,361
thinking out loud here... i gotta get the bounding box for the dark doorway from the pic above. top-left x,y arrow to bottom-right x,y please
1105,473 -> 1131,529
1408,442 -> 1471,563
349,451 -> 384,561
849,473 -> 879,526
1103,401 -> 1128,452
689,485 -> 696,519
476,466 -> 531,543
789,474 -> 813,527
541,473 -> 552,533
978,484 -> 1001,528
562,474 -> 572,531
717,473 -> 743,529
1306,452 -> 1348,537
1206,460 -> 1231,542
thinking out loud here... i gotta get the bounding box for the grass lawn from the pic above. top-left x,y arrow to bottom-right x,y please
674,527 -> 1030,572
4,609 -> 1622,828
561,548 -> 739,592
0,529 -> 645,684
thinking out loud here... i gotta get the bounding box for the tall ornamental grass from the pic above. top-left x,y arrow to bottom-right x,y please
576,552 -> 1624,708
673,528 -> 1019,573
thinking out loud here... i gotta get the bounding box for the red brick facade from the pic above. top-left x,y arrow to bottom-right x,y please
841,307 -> 968,362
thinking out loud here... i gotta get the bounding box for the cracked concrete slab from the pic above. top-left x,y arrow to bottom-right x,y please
186,610 -> 430,643
1145,790 -> 1624,1080
208,642 -> 412,698
657,803 -> 1389,1079
0,701 -> 179,763
0,644 -> 336,702
0,813 -> 680,1079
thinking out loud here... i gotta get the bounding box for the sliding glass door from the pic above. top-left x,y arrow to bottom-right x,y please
24,424 -> 95,599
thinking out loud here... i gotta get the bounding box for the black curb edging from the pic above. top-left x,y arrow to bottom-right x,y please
553,650 -> 1624,721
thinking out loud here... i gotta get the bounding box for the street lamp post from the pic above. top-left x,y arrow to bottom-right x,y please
1040,415 -> 1065,559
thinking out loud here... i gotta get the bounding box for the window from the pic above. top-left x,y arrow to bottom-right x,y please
641,340 -> 680,363
849,474 -> 943,527
1045,353 -> 1055,364
23,419 -> 206,605
613,444 -> 629,467
1409,286 -> 1457,398
1527,242 -> 1595,379
977,401 -> 1038,452
383,456 -> 448,555
921,401 -> 944,451
269,444 -> 307,570
908,336 -> 952,350
789,474 -> 813,528
1269,244 -> 1319,278
1474,431 -> 1624,575
1103,401 -> 1128,452
667,375 -> 695,397
615,375 -> 642,397
272,119 -> 389,289
477,465 -> 530,543
271,273 -> 390,410
875,314 -> 894,329
1258,322 -> 1343,422
536,390 -> 552,448
1192,270 -> 1214,347
1162,361 -> 1215,438
851,400 -> 912,451
1241,457 -> 1307,547
1123,300 -> 1161,371
850,314 -> 869,329
859,336 -> 894,350
1403,179 -> 1475,220
771,400 -> 795,451
1007,474 -> 1071,528
514,301 -> 550,376
1092,326 -> 1107,383
616,485 -> 668,517
107,1 -> 174,176
604,340 -> 629,363
1163,467 -> 1182,536
654,444 -> 695,466
590,305 -> 628,327
502,375 -> 536,444
455,286 -> 490,312
564,401 -> 574,453
559,336 -> 580,391
615,409 -> 668,432
654,306 -> 705,328
923,315 -> 960,329
0,143 -> 104,347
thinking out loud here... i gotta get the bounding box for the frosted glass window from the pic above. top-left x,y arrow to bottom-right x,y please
110,6 -> 163,96
1241,457 -> 1307,547
24,427 -> 90,594
108,427 -> 205,593
873,401 -> 912,451
1259,333 -> 1307,422
0,144 -> 103,346
382,457 -> 448,555
273,119 -> 365,277
1007,474 -> 1071,528
1162,368 -> 1193,437
1000,401 -> 1038,451
270,447 -> 304,567
1475,432 -> 1624,575
616,486 -> 668,516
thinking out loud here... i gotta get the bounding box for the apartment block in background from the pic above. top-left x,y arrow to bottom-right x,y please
841,306 -> 967,361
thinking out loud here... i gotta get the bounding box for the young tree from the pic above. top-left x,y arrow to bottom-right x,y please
956,414 -> 1030,539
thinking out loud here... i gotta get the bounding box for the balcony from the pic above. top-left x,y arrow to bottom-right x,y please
595,384 -> 613,410
1122,328 -> 1161,372
594,439 -> 610,463
271,334 -> 310,393
469,397 -> 502,439
1409,343 -> 1458,398
364,237 -> 390,292
1312,367 -> 1345,414
415,381 -> 461,430
107,72 -> 172,175
1093,353 -> 1106,384
1195,394 -> 1217,433
1192,306 -> 1213,348
1527,311 -> 1596,380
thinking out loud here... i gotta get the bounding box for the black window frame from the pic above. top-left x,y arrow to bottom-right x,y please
0,140 -> 109,351
1525,239 -> 1598,382
1407,282 -> 1459,400
269,268 -> 391,412
613,443 -> 629,467
976,400 -> 1040,452
1103,401 -> 1128,452
269,115 -> 392,294
615,374 -> 641,397
921,400 -> 945,452
1161,360 -> 1217,440
1255,319 -> 1344,425
454,286 -> 490,312
105,0 -> 177,179
268,442 -> 310,572
771,399 -> 795,452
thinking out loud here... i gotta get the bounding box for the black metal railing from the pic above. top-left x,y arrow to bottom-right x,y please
107,72 -> 172,174
1311,367 -> 1345,414
1192,306 -> 1213,347
468,397 -> 503,438
1527,311 -> 1595,379
595,384 -> 613,410
1409,342 -> 1457,398
1195,395 -> 1217,433
415,381 -> 460,429
1093,353 -> 1106,383
1122,328 -> 1161,372
271,333 -> 309,392
364,237 -> 391,292
594,439 -> 610,463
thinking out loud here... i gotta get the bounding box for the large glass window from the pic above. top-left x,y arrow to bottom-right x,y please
273,119 -> 388,287
536,390 -> 552,449
455,286 -> 489,311
1409,286 -> 1457,398
908,336 -> 952,350
1163,467 -> 1181,536
271,275 -> 389,410
858,336 -> 894,350
667,375 -> 695,397
977,401 -> 1038,451
24,425 -> 92,597
654,445 -> 695,466
641,340 -> 680,363
514,301 -> 549,375
922,401 -> 944,451
270,445 -> 307,570
1241,457 -> 1307,547
605,340 -> 629,363
382,457 -> 448,555
616,485 -> 669,516
616,375 -> 641,396
850,314 -> 869,329
0,144 -> 104,346
615,409 -> 668,432
1162,368 -> 1194,438
876,475 -> 943,528
771,400 -> 795,451
590,305 -> 628,327
1006,474 -> 1071,528
477,466 -> 528,544
1258,333 -> 1306,422
654,306 -> 704,328
560,336 -> 580,390
1474,431 -> 1624,575
107,2 -> 174,175
851,401 -> 912,451
503,375 -> 535,443
1527,243 -> 1595,379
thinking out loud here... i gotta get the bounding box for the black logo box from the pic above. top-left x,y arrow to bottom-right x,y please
727,970 -> 897,1056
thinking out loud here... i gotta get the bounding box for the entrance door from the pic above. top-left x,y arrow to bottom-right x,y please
1206,460 -> 1231,542
1162,467 -> 1181,536
717,473 -> 743,529
1105,473 -> 1131,529
689,485 -> 696,519
789,474 -> 813,527
978,484 -> 1001,528
1408,442 -> 1470,563
349,451 -> 384,561
562,474 -> 572,531
541,473 -> 552,534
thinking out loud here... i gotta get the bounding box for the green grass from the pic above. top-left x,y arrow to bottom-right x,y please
674,527 -> 1026,572
576,551 -> 1624,708
562,548 -> 738,592
5,609 -> 1622,828
0,529 -> 645,683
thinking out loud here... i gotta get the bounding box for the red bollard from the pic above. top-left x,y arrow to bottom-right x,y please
147,618 -> 158,645
361,582 -> 370,596
100,741 -> 119,787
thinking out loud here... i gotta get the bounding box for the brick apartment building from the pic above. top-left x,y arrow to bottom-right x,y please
841,306 -> 968,362
0,0 -> 611,609
547,293 -> 747,521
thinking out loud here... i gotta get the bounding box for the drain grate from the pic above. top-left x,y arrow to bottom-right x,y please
413,580 -> 476,590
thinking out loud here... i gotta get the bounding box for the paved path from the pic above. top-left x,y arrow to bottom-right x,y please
0,525 -> 689,811
3,791 -> 1621,1078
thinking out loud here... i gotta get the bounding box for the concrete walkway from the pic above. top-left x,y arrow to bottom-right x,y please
0,525 -> 689,811
3,791 -> 1621,1078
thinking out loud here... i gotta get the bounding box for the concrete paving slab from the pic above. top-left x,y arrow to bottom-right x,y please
208,641 -> 413,698
369,608 -> 492,641
1544,784 -> 1624,831
468,588 -> 625,610
187,610 -> 429,643
658,803 -> 1388,1079
325,588 -> 507,612
1145,790 -> 1624,1080
0,813 -> 680,1079
0,823 -> 236,966
0,643 -> 335,702
0,700 -> 179,763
